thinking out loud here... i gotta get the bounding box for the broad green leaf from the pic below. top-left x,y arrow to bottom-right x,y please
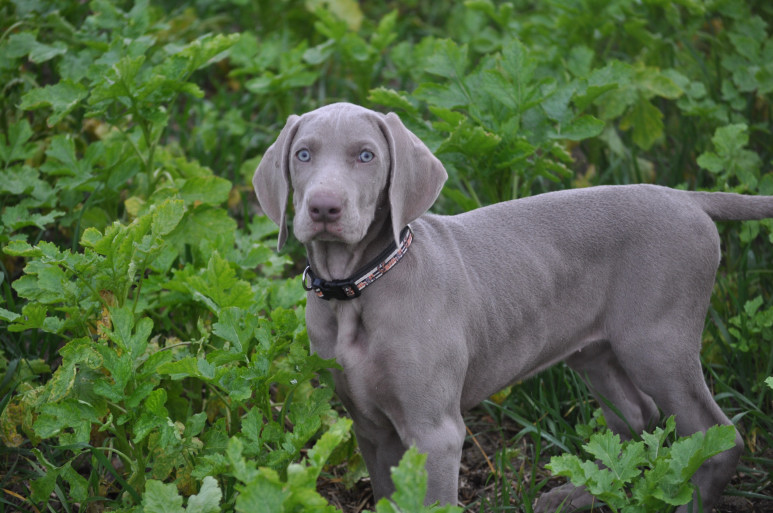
157,357 -> 204,380
500,38 -> 535,86
89,55 -> 146,105
235,469 -> 289,513
227,436 -> 258,484
308,0 -> 364,31
108,307 -> 153,358
696,151 -> 723,174
368,87 -> 419,114
8,303 -> 56,333
6,32 -> 66,63
142,480 -> 185,513
0,120 -> 36,166
414,82 -> 470,110
1,204 -> 65,231
669,425 -> 737,481
179,176 -> 232,206
542,83 -> 575,123
151,199 -> 186,236
212,306 -> 258,353
555,115 -> 605,141
0,307 -> 20,322
187,476 -> 222,513
30,457 -> 61,505
20,81 -> 88,126
583,431 -> 646,483
713,123 -> 748,155
389,447 -> 429,511
0,166 -> 46,195
436,123 -> 501,155
640,71 -> 683,100
34,400 -> 98,442
620,97 -> 663,150
766,376 -> 773,390
547,453 -> 590,485
424,39 -> 468,79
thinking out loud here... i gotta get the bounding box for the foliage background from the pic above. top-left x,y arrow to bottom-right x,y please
0,0 -> 771,511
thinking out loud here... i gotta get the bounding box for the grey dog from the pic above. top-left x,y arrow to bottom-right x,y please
253,102 -> 772,511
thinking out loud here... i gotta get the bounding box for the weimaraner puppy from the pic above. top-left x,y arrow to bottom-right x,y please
254,102 -> 773,511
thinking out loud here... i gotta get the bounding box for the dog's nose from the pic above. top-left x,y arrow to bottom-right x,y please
308,194 -> 343,223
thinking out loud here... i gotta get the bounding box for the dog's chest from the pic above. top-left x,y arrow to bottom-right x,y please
306,299 -> 389,420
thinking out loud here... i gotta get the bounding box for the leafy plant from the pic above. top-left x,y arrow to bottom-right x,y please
547,417 -> 738,513
2,0 -> 772,511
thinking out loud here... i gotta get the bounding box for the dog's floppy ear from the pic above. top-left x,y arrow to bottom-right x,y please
253,114 -> 301,250
381,112 -> 448,245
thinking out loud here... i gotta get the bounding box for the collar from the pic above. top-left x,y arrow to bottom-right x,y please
302,226 -> 413,301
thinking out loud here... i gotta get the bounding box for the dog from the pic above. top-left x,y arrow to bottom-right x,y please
253,102 -> 771,511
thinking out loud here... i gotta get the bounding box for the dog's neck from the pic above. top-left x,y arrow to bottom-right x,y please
305,208 -> 394,282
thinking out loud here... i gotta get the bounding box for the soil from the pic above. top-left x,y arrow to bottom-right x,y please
317,409 -> 773,513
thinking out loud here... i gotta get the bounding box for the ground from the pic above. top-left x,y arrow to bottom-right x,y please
317,408 -> 773,513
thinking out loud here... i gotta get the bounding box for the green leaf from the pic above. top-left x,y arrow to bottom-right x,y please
187,476 -> 222,513
108,307 -> 153,358
142,479 -> 185,513
306,417 -> 352,471
766,377 -> 773,390
696,152 -> 723,174
0,166 -> 47,195
668,425 -> 737,482
61,463 -> 89,503
6,32 -> 67,63
368,87 -> 418,115
620,97 -> 663,150
546,453 -> 593,487
20,80 -> 89,126
424,39 -> 468,79
179,176 -> 232,206
2,204 -> 64,232
0,307 -> 20,322
436,123 -> 501,156
151,199 -> 186,236
212,306 -> 258,353
30,459 -> 61,505
89,55 -> 146,105
157,357 -> 203,381
712,123 -> 749,155
0,120 -> 37,166
555,115 -> 605,141
389,447 -> 428,511
235,469 -> 290,513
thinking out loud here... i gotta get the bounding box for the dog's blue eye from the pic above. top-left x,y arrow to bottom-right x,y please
296,149 -> 311,162
359,150 -> 374,162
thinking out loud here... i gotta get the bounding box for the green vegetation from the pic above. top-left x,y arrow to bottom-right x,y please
0,0 -> 771,511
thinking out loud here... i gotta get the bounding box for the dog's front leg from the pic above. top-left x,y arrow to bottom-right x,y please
357,414 -> 465,506
355,426 -> 405,501
400,414 -> 466,506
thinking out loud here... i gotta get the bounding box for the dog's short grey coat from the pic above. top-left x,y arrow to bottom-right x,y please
253,102 -> 773,511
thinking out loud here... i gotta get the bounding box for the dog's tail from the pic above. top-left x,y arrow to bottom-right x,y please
688,191 -> 773,221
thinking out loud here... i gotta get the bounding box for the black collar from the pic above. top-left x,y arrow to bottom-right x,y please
302,226 -> 413,301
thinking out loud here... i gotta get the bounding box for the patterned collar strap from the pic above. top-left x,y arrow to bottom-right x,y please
302,226 -> 413,301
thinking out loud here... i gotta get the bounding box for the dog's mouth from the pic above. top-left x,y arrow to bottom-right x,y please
307,221 -> 346,242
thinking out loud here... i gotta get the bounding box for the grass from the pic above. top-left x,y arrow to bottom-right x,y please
0,0 -> 772,511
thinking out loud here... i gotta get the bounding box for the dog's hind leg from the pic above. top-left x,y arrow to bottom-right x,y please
535,341 -> 661,513
566,340 -> 660,438
612,327 -> 744,513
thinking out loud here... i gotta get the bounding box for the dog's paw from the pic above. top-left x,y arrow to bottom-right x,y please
533,482 -> 597,512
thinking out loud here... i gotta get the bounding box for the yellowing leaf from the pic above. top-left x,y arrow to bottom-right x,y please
306,0 -> 363,31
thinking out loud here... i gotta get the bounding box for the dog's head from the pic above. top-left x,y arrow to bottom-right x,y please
253,103 -> 448,250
